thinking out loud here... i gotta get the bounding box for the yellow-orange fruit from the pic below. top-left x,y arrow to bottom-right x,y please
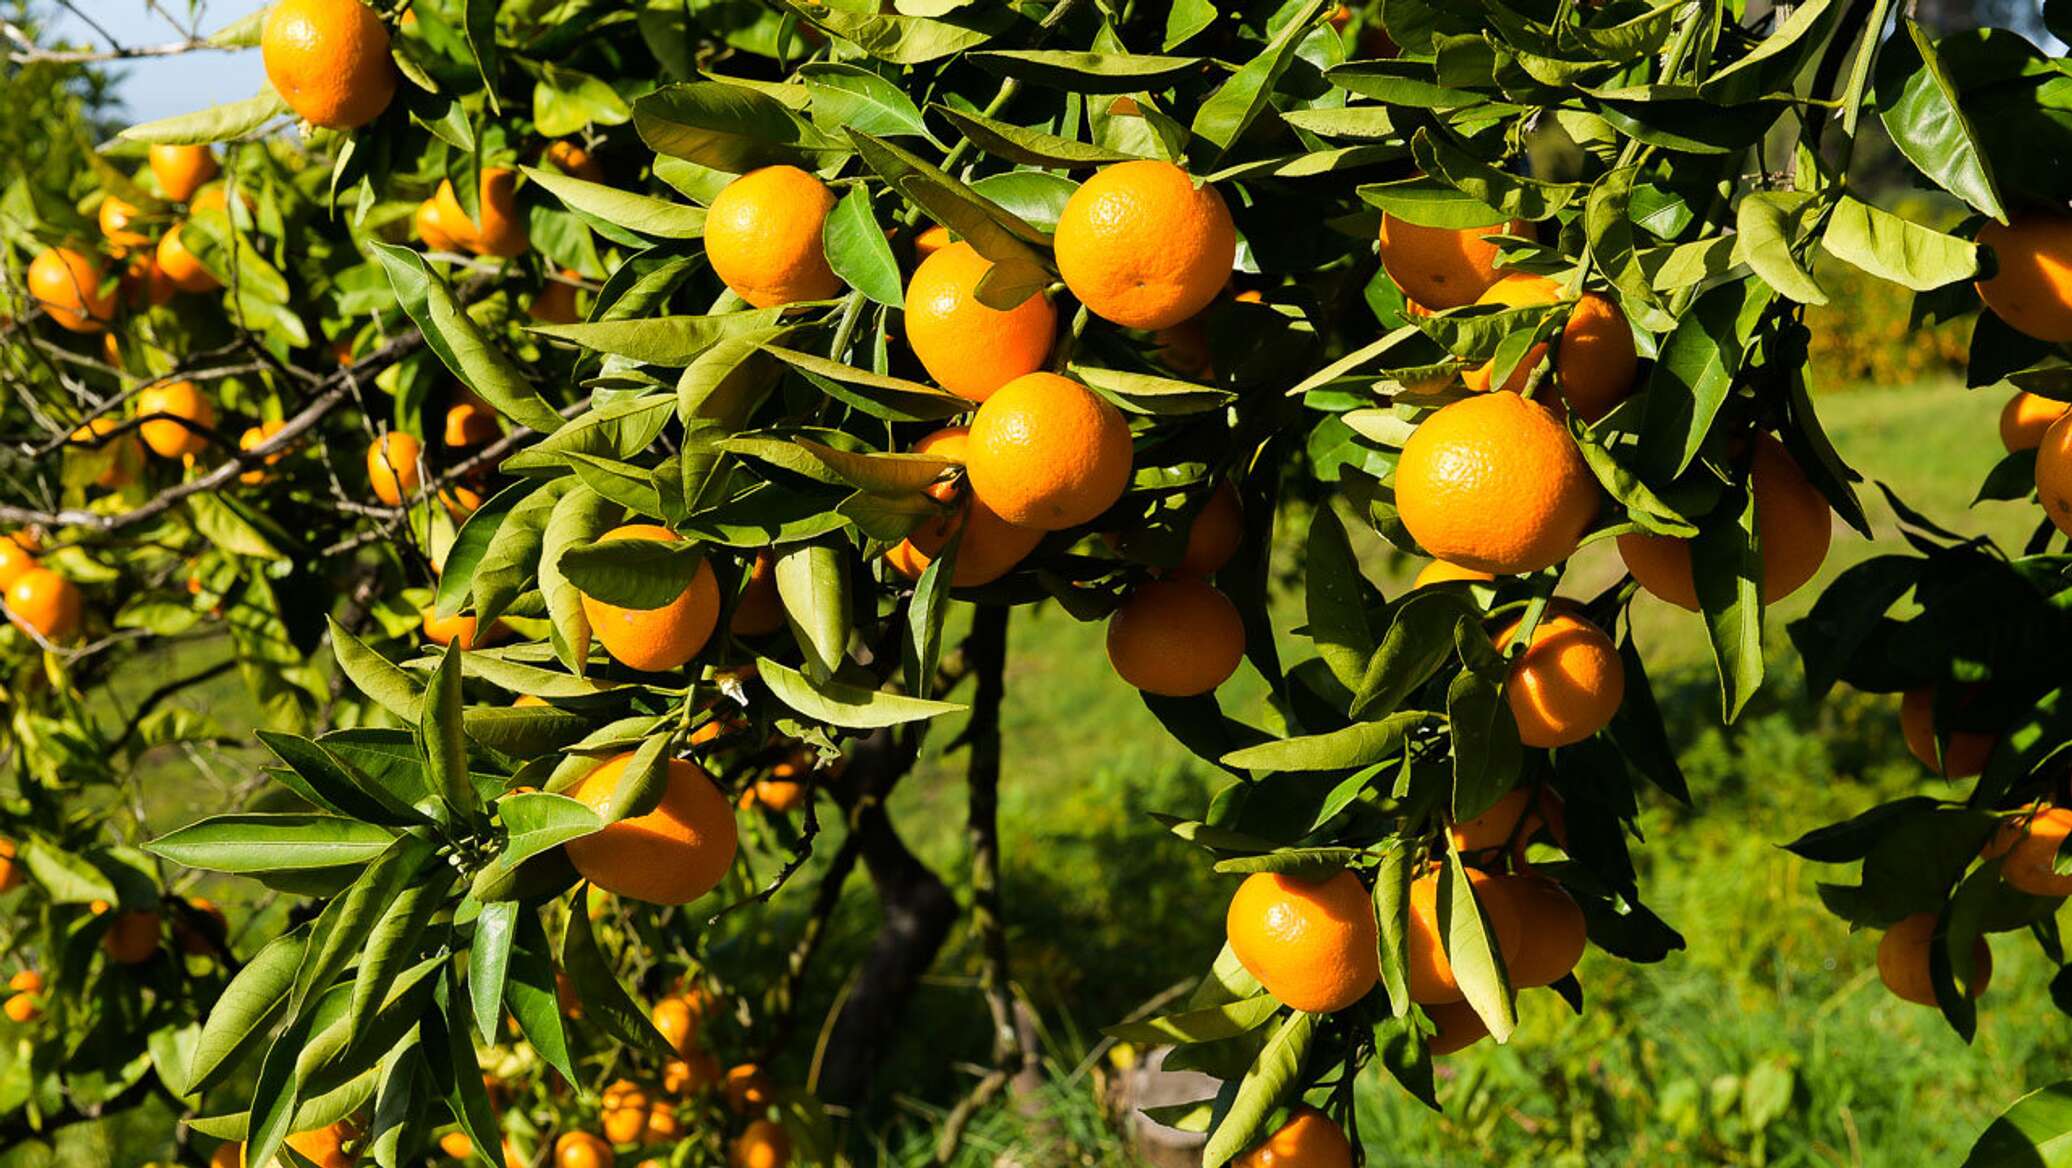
122,250 -> 176,308
730,550 -> 786,636
2,993 -> 37,1024
99,196 -> 151,252
1618,434 -> 1831,609
1377,214 -> 1530,309
1899,687 -> 1997,779
5,568 -> 80,643
653,997 -> 698,1057
1413,559 -> 1495,588
1480,872 -> 1587,988
1423,1000 -> 1489,1057
178,897 -> 228,956
238,421 -> 288,485
579,524 -> 722,672
1878,911 -> 1991,1006
261,0 -> 398,130
887,427 -> 1044,587
663,1051 -> 722,1096
367,431 -> 422,506
910,223 -> 952,263
0,538 -> 33,591
2000,392 -> 2070,452
2036,412 -> 2072,538
1405,867 -> 1522,1004
435,167 -> 529,258
754,779 -> 807,812
102,909 -> 160,964
904,241 -> 1057,401
1232,1105 -> 1353,1167
1055,160 -> 1235,329
1448,786 -> 1547,853
438,1132 -> 473,1159
1177,480 -> 1243,576
1496,611 -> 1624,748
0,840 -> 21,893
1976,212 -> 2072,343
554,1131 -> 613,1168
445,396 -> 501,447
730,1118 -> 791,1168
28,247 -> 115,332
1106,577 -> 1246,697
723,1063 -> 775,1114
1225,870 -> 1379,1014
967,372 -> 1133,531
421,609 -> 502,649
564,754 -> 738,905
546,139 -> 605,182
156,224 -> 222,293
134,380 -> 215,459
601,1078 -> 651,1144
150,144 -> 219,202
415,197 -> 466,252
704,166 -> 842,308
1461,274 -> 1637,422
1396,392 -> 1596,574
1984,806 -> 2072,897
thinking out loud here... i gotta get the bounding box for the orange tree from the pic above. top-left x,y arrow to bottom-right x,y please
5,0 -> 2072,1165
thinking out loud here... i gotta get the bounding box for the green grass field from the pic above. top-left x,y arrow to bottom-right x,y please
126,381 -> 2065,1166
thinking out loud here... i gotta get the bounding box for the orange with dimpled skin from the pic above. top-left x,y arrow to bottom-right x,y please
563,754 -> 738,905
903,241 -> 1057,401
28,247 -> 116,333
1618,434 -> 1831,610
261,0 -> 398,130
1106,578 -> 1246,697
1225,870 -> 1379,1014
1495,611 -> 1624,749
1983,806 -> 2072,897
704,166 -> 842,309
966,372 -> 1133,532
1232,1105 -> 1354,1168
1395,392 -> 1597,575
156,225 -> 222,293
1054,160 -> 1235,330
1877,911 -> 1991,1006
579,524 -> 722,672
149,145 -> 219,202
1377,214 -> 1531,309
1975,212 -> 2072,342
2000,392 -> 2069,452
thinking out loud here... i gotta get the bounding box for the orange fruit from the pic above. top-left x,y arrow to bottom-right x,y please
967,372 -> 1133,531
0,538 -> 33,591
261,0 -> 398,130
724,1063 -> 775,1114
1975,212 -> 2072,342
1618,434 -> 1831,609
178,897 -> 228,956
367,431 -> 421,506
1054,160 -> 1235,329
664,1051 -> 722,1096
2,994 -> 37,1024
601,1078 -> 651,1143
134,380 -> 215,459
8,970 -> 41,993
529,269 -> 584,325
1999,392 -> 2069,452
0,839 -> 23,893
1413,559 -> 1495,588
149,144 -> 219,202
1377,214 -> 1529,309
191,183 -> 253,217
554,1131 -> 613,1168
1232,1105 -> 1353,1168
1899,687 -> 1997,779
1877,911 -> 1991,1006
1449,785 -> 1546,853
422,609 -> 504,650
512,694 -> 549,708
1495,611 -> 1624,748
642,1102 -> 680,1144
239,421 -> 289,485
438,1131 -> 474,1159
157,224 -> 222,293
887,426 -> 1044,587
6,569 -> 81,643
910,223 -> 952,262
653,997 -> 698,1057
1480,872 -> 1586,988
435,167 -> 529,258
445,396 -> 501,447
415,197 -> 467,252
1984,806 -> 2072,897
579,524 -> 722,672
1396,392 -> 1596,574
1225,870 -> 1380,1014
1405,867 -> 1523,1004
122,250 -> 176,308
545,139 -> 605,182
28,247 -> 116,333
729,1118 -> 791,1168
99,195 -> 151,252
102,909 -> 159,964
1460,274 -> 1637,422
904,241 -> 1057,401
564,754 -> 738,904
704,165 -> 842,308
731,550 -> 786,636
2036,413 -> 2072,538
1106,577 -> 1246,697
1423,999 -> 1489,1056
753,778 -> 806,812
1177,480 -> 1243,576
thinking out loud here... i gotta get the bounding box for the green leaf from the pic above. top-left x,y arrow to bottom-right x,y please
1875,19 -> 2005,222
120,91 -> 287,144
147,814 -> 399,874
1221,712 -> 1430,772
799,62 -> 935,141
1375,846 -> 1413,1017
421,642 -> 474,818
1638,278 -> 1775,479
1201,1011 -> 1318,1167
756,657 -> 965,729
1411,128 -> 1579,222
533,63 -> 631,137
527,311 -> 787,366
291,833 -> 436,1013
369,244 -> 566,433
1440,848 -> 1516,1042
560,894 -> 675,1057
933,104 -> 1135,167
346,877 -> 451,1051
256,730 -> 428,827
1305,505 -> 1374,692
789,4 -> 1009,63
824,188 -> 903,308
1735,191 -> 1828,305
1104,995 -> 1282,1045
762,345 -> 968,420
558,535 -> 704,611
1352,591 -> 1480,720
969,50 -> 1207,94
1963,1080 -> 2072,1167
185,929 -> 307,1094
632,81 -> 847,173
328,616 -> 425,723
541,485 -> 619,673
505,908 -> 579,1085
1072,364 -> 1236,415
1447,659 -> 1520,820
470,901 -> 519,1046
776,542 -> 853,683
1820,195 -> 1980,292
471,479 -> 576,629
1693,481 -> 1764,722
523,167 -> 705,239
1190,0 -> 1330,162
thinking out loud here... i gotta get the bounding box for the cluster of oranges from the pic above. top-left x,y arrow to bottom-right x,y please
1985,213 -> 2072,538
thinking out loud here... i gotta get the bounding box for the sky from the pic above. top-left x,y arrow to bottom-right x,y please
50,0 -> 270,122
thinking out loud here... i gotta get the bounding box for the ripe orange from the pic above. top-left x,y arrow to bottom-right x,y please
1975,212 -> 2072,342
5,568 -> 82,643
422,609 -> 503,649
730,1118 -> 792,1168
643,1102 -> 681,1144
2036,413 -> 2072,538
122,250 -> 176,308
579,524 -> 722,672
191,183 -> 253,217
1899,687 -> 1997,779
967,372 -> 1133,530
149,144 -> 219,202
1877,911 -> 1991,1006
1480,872 -> 1586,988
904,241 -> 1057,401
98,195 -> 151,252
1413,559 -> 1495,588
1055,160 -> 1235,329
367,431 -> 421,506
415,198 -> 466,252
435,167 -> 529,258
28,247 -> 116,333
1106,577 -> 1246,697
1232,1105 -> 1352,1168
754,778 -> 807,812
564,754 -> 738,904
910,223 -> 952,263
1176,480 -> 1243,576
1449,785 -> 1548,853
601,1078 -> 651,1143
2,993 -> 37,1024
261,0 -> 398,130
134,380 -> 215,459
1225,870 -> 1380,1014
0,839 -> 22,893
1377,214 -> 1529,309
664,1051 -> 723,1096
157,224 -> 222,293
445,396 -> 501,447
9,970 -> 41,994
529,269 -> 583,325
887,427 -> 1044,587
0,537 -> 33,591
653,997 -> 698,1056
1396,392 -> 1597,574
1999,392 -> 2069,452
1461,275 -> 1637,422
1406,867 -> 1521,1004
704,165 -> 842,308
554,1131 -> 613,1168
102,909 -> 160,964
438,1131 -> 473,1159
1618,434 -> 1831,609
545,139 -> 605,182
1424,999 -> 1489,1056
724,1063 -> 775,1114
1495,611 -> 1624,748
730,550 -> 786,636
1983,806 -> 2072,897
239,420 -> 289,485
